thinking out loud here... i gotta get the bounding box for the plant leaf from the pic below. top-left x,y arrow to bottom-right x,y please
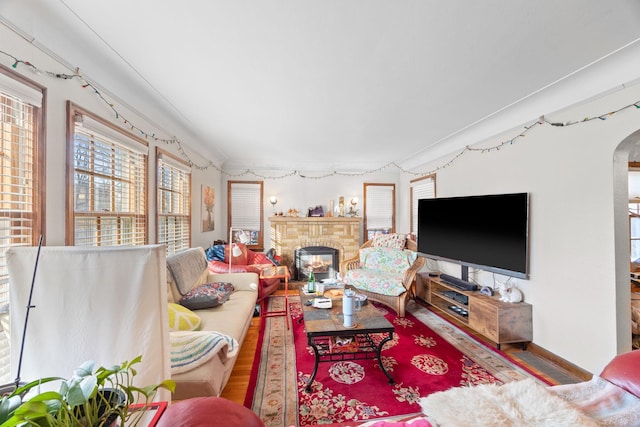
66,376 -> 97,407
73,360 -> 96,379
0,395 -> 22,424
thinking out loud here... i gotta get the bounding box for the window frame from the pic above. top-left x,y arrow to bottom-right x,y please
227,180 -> 264,251
156,148 -> 192,255
0,64 -> 46,383
410,174 -> 436,237
363,183 -> 396,241
65,102 -> 149,246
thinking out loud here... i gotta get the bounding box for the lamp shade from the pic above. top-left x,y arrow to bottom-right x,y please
232,244 -> 243,257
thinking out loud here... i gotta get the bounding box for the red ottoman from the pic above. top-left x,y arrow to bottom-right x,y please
157,397 -> 265,427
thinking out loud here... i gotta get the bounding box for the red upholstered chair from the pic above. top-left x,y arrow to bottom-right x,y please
599,349 -> 640,398
157,397 -> 265,427
207,243 -> 280,300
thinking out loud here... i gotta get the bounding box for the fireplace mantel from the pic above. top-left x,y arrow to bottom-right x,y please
269,216 -> 362,272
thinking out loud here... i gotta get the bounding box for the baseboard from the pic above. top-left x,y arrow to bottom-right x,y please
525,342 -> 592,382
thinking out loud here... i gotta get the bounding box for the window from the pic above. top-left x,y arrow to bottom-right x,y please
410,174 -> 436,236
630,166 -> 640,270
67,103 -> 148,246
0,67 -> 45,383
364,183 -> 395,241
157,149 -> 191,255
228,181 -> 263,250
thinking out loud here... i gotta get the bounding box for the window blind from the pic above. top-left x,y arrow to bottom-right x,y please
157,153 -> 191,254
0,73 -> 42,108
365,184 -> 394,230
0,83 -> 41,384
411,176 -> 436,235
230,182 -> 261,230
73,124 -> 147,246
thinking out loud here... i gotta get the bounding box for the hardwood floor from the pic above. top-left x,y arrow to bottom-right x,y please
220,289 -> 588,405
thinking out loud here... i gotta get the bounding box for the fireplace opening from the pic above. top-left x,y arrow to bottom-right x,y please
295,246 -> 339,281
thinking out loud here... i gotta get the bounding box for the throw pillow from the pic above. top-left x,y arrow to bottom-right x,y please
205,244 -> 226,262
168,303 -> 202,331
372,233 -> 406,249
179,282 -> 235,310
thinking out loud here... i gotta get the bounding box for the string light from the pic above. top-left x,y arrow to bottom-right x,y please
2,49 -> 640,179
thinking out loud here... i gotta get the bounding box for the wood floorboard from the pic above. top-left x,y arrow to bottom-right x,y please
220,289 -> 586,405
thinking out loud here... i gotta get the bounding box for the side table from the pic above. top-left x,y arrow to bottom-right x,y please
259,265 -> 290,329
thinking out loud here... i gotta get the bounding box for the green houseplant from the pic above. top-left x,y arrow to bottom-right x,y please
0,356 -> 175,427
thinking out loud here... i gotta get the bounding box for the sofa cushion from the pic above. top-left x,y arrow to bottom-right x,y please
179,282 -> 235,310
360,247 -> 415,274
168,303 -> 202,331
599,350 -> 640,398
372,233 -> 406,249
345,269 -> 406,296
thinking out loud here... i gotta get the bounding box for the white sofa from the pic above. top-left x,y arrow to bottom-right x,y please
166,247 -> 259,400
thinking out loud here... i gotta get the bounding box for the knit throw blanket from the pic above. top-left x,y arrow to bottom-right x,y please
170,331 -> 239,374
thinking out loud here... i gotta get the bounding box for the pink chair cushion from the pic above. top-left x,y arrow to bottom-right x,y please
157,397 -> 264,427
599,350 -> 640,398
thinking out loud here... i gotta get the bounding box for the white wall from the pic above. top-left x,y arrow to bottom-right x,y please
7,19 -> 640,374
401,82 -> 640,373
2,24 -> 219,249
221,171 -> 402,247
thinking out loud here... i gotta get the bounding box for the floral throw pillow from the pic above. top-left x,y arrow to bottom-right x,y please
372,233 -> 406,249
179,282 -> 235,310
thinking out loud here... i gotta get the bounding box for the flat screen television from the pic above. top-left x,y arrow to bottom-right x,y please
417,193 -> 529,279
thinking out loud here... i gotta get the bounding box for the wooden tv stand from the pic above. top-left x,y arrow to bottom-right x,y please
415,274 -> 532,349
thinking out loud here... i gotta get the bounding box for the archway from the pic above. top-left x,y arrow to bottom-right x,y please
613,128 -> 640,353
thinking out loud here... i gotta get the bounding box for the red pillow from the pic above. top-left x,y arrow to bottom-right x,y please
599,350 -> 640,398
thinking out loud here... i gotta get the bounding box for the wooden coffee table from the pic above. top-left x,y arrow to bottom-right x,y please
299,291 -> 395,392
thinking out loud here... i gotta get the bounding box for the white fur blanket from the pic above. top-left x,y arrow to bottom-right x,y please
419,379 -> 599,426
170,331 -> 239,374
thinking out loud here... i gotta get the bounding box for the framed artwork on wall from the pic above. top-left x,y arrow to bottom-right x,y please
202,185 -> 215,232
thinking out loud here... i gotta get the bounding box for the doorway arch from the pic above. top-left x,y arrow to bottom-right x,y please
613,128 -> 640,354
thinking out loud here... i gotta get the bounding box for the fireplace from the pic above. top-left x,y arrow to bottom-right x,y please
295,246 -> 339,281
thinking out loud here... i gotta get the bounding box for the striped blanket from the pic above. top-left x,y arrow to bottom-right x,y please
170,331 -> 239,374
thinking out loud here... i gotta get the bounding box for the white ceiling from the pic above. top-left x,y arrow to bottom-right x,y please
2,1 -> 640,173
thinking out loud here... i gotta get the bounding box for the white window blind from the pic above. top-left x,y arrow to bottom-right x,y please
157,152 -> 191,255
411,176 -> 436,235
0,73 -> 42,108
230,182 -> 261,230
0,80 -> 42,384
365,184 -> 394,230
73,122 -> 148,247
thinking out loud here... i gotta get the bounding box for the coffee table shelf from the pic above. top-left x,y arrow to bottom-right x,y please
300,292 -> 395,392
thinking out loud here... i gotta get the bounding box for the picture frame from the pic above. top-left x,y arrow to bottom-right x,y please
202,184 -> 215,232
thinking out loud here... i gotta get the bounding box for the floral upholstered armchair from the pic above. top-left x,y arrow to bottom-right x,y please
340,234 -> 425,317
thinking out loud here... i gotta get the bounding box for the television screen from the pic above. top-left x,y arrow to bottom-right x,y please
417,193 -> 529,278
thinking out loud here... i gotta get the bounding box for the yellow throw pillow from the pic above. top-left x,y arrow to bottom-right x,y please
168,303 -> 202,331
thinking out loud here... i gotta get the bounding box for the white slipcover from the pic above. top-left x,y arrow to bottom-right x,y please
7,245 -> 171,402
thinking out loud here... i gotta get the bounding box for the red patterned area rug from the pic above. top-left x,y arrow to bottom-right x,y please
245,296 -> 547,427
